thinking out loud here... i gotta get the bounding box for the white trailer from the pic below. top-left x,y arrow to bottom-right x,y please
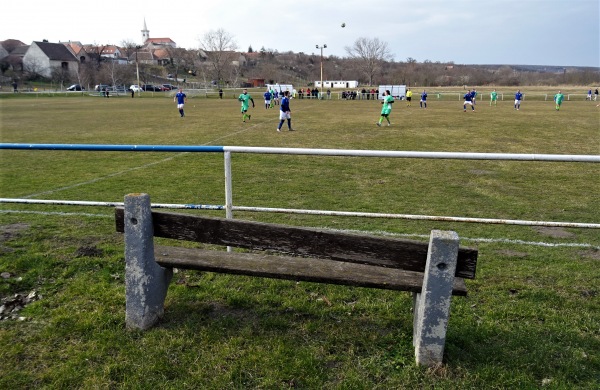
378,85 -> 406,100
315,80 -> 359,89
266,84 -> 294,94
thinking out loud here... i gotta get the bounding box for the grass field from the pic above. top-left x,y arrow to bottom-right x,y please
1,89 -> 599,388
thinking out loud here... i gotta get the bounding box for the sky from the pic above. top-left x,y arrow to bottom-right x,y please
2,0 -> 599,67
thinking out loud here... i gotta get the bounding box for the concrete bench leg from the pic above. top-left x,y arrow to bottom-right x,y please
124,193 -> 173,330
413,230 -> 459,367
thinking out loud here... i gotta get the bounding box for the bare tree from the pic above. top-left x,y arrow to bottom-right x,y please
198,29 -> 238,85
163,47 -> 195,83
345,37 -> 393,86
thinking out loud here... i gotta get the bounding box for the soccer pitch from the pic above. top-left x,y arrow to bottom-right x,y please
1,91 -> 598,239
1,91 -> 599,388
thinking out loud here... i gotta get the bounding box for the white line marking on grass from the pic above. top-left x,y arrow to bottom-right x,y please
22,120 -> 264,198
327,228 -> 600,250
0,210 -> 112,218
23,154 -> 186,199
2,209 -> 598,249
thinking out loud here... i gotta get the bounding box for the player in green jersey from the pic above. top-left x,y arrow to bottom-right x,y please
376,90 -> 394,127
554,90 -> 564,111
238,89 -> 255,122
490,89 -> 498,106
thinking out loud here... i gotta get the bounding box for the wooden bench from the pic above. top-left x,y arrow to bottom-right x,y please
115,193 -> 478,367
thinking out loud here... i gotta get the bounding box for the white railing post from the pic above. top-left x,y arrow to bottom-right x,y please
224,151 -> 234,252
224,151 -> 233,220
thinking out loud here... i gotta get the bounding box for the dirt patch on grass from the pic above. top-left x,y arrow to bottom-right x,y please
74,245 -> 104,257
0,223 -> 30,243
468,169 -> 495,175
533,226 -> 576,238
0,223 -> 30,254
496,249 -> 529,258
578,248 -> 600,260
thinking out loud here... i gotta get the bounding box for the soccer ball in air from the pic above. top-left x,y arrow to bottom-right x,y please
341,23 -> 346,28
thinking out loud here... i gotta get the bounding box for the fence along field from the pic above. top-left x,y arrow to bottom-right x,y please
0,92 -> 599,388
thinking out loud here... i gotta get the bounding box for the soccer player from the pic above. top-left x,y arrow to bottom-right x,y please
238,89 -> 254,122
420,90 -> 428,109
470,89 -> 477,106
463,90 -> 475,112
263,88 -> 272,109
174,88 -> 187,117
554,90 -> 564,111
269,87 -> 276,108
490,89 -> 498,106
377,90 -> 394,126
514,89 -> 523,110
277,91 -> 293,132
587,89 -> 592,100
406,88 -> 413,106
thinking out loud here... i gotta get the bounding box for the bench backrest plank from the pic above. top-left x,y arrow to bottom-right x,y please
115,209 -> 478,279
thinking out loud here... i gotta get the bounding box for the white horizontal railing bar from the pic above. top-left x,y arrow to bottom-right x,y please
224,147 -> 600,162
1,143 -> 598,162
0,198 -> 597,229
232,206 -> 600,229
0,198 -> 224,210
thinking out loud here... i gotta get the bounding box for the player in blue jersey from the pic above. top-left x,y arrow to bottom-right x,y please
173,88 -> 187,117
463,90 -> 475,112
263,89 -> 272,109
514,89 -> 523,110
277,91 -> 294,132
420,90 -> 428,108
470,89 -> 477,106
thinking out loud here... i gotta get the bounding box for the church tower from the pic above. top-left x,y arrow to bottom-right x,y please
141,18 -> 150,44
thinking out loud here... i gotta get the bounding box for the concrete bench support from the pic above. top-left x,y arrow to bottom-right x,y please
413,230 -> 459,367
124,193 -> 172,330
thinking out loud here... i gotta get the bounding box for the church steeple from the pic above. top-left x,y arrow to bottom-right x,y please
141,18 -> 149,44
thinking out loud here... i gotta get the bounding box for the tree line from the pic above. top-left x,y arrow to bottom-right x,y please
2,32 -> 598,89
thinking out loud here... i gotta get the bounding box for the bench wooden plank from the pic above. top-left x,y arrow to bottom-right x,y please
154,245 -> 468,296
115,209 -> 478,279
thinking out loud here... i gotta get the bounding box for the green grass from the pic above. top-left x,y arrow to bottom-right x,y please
1,90 -> 599,388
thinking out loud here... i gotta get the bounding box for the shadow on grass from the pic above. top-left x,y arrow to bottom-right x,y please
145,274 -> 599,386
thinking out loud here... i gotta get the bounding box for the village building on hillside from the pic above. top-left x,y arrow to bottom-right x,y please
0,39 -> 27,72
22,41 -> 78,78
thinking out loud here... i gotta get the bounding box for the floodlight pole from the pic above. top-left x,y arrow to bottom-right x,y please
316,44 -> 326,99
135,45 -> 142,96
